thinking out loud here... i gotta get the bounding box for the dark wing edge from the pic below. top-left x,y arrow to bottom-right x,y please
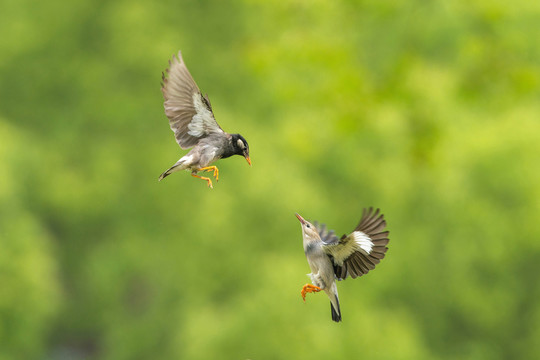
161,51 -> 223,149
326,208 -> 390,281
313,221 -> 339,246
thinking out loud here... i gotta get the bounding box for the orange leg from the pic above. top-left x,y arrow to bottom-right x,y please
198,166 -> 219,181
191,173 -> 213,189
301,284 -> 322,302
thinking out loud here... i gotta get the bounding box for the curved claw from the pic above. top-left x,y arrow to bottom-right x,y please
191,173 -> 213,189
301,284 -> 322,302
199,166 -> 219,181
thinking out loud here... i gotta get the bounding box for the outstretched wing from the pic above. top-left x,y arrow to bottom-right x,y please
320,208 -> 390,280
161,51 -> 224,149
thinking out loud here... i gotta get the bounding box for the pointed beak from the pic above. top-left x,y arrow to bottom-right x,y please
245,156 -> 252,166
295,213 -> 306,225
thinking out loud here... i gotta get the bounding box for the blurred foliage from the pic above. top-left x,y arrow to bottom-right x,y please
1,0 -> 539,359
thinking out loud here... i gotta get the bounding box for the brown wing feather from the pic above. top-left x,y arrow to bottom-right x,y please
161,51 -> 223,149
356,207 -> 380,229
325,208 -> 390,280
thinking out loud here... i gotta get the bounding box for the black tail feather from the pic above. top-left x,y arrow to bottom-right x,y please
331,298 -> 342,322
158,170 -> 170,181
158,164 -> 180,181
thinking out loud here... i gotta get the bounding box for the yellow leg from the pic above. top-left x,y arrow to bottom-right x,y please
301,284 -> 322,302
198,166 -> 219,181
191,173 -> 213,189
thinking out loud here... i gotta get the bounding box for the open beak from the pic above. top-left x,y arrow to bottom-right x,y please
245,156 -> 252,166
295,213 -> 306,225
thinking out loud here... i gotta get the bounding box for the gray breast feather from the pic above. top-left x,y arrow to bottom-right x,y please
193,135 -> 229,167
305,242 -> 318,255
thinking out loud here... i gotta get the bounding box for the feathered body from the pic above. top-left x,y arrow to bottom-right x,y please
303,235 -> 342,322
158,51 -> 250,184
158,133 -> 248,180
296,208 -> 390,322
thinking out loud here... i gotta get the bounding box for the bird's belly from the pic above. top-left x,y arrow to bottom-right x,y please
307,256 -> 334,284
199,151 -> 218,167
307,260 -> 319,275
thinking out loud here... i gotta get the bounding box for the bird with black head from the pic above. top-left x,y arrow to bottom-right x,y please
158,51 -> 251,188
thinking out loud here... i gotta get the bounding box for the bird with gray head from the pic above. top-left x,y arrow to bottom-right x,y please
158,51 -> 251,188
295,208 -> 390,322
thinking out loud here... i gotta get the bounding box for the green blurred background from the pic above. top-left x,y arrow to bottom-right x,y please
1,0 -> 539,359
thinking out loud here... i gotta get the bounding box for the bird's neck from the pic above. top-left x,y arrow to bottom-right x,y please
303,234 -> 321,254
222,138 -> 241,159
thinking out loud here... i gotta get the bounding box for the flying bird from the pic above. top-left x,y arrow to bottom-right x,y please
158,51 -> 251,188
295,208 -> 390,322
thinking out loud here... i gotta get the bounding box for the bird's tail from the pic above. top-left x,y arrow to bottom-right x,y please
158,169 -> 172,181
328,284 -> 342,322
330,296 -> 341,322
158,160 -> 187,181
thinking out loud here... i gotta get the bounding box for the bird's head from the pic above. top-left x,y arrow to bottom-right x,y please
231,134 -> 251,166
295,213 -> 320,241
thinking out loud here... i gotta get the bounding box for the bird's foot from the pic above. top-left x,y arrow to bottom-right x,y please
198,166 -> 219,181
191,173 -> 213,189
301,284 -> 322,302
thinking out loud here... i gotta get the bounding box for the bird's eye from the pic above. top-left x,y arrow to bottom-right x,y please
306,224 -> 311,229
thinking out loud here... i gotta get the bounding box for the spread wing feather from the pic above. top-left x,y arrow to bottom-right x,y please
315,208 -> 390,281
313,221 -> 339,245
161,51 -> 224,149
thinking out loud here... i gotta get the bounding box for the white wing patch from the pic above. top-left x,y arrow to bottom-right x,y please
188,93 -> 215,137
353,231 -> 373,254
322,230 -> 374,266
